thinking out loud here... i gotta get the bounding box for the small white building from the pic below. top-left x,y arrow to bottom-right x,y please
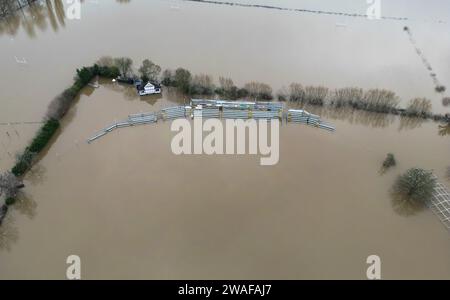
137,82 -> 162,96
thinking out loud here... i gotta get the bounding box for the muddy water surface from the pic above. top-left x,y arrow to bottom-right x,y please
0,0 -> 450,279
0,82 -> 449,279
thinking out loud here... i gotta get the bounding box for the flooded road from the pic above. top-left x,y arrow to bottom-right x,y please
0,0 -> 449,279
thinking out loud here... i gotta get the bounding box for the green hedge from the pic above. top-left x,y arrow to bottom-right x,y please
5,197 -> 16,206
12,119 -> 60,176
28,119 -> 60,153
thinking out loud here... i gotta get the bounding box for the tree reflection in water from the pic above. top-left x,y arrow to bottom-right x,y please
390,189 -> 427,217
0,214 -> 18,252
13,192 -> 37,220
438,123 -> 450,136
0,0 -> 67,37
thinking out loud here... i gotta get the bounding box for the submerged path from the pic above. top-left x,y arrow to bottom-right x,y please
182,0 -> 410,21
403,27 -> 447,95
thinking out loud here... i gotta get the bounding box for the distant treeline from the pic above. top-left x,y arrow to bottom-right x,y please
278,84 -> 448,121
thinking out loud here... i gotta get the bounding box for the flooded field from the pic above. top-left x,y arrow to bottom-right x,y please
0,0 -> 449,279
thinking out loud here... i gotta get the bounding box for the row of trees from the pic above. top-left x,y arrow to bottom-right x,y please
405,98 -> 433,117
284,84 -> 400,113
161,68 -> 274,100
281,84 -> 438,117
97,56 -> 162,83
97,57 -> 447,121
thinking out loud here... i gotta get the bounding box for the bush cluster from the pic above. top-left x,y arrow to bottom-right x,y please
392,168 -> 436,205
382,153 -> 396,169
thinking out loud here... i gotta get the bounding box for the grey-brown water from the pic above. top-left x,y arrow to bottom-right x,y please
0,0 -> 449,279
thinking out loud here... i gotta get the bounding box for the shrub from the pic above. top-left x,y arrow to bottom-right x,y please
382,153 -> 396,169
435,85 -> 446,93
97,65 -> 120,78
76,67 -> 96,86
392,168 -> 436,205
5,198 -> 16,206
442,97 -> 450,107
405,98 -> 432,117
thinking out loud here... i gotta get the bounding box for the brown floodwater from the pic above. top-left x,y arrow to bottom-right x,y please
0,0 -> 449,279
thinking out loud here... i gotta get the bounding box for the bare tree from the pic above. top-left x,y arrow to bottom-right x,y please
277,86 -> 289,101
219,77 -> 235,91
114,57 -> 133,77
406,98 -> 432,117
332,87 -> 363,108
289,83 -> 305,102
304,86 -> 328,105
138,59 -> 161,82
362,89 -> 399,113
96,56 -> 115,67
